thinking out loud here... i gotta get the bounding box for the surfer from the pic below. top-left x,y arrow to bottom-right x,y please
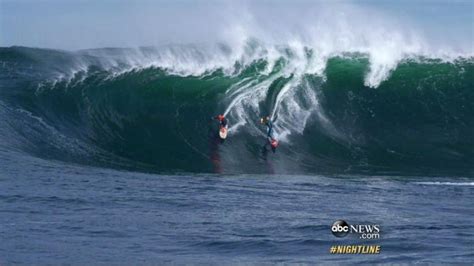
213,114 -> 227,128
213,114 -> 228,140
260,116 -> 278,152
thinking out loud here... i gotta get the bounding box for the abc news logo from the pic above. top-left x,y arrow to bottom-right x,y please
331,220 -> 380,239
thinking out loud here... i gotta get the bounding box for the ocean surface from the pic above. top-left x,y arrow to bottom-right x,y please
0,45 -> 473,263
1,154 -> 473,264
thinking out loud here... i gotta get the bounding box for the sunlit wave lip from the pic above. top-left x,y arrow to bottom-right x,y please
76,41 -> 474,89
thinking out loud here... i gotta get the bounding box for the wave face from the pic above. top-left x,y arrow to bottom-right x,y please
0,45 -> 473,175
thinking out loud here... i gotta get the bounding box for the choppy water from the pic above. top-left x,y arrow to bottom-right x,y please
1,152 -> 472,264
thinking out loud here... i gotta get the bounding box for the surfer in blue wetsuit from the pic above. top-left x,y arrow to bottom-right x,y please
260,116 -> 273,139
260,116 -> 278,152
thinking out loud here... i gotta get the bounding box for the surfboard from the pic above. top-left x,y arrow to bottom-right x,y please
219,126 -> 228,139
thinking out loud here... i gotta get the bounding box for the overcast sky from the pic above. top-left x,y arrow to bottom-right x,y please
1,0 -> 473,50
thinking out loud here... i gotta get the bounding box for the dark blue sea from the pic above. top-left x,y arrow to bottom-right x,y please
1,152 -> 473,264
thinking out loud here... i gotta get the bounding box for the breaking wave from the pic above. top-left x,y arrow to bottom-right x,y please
0,43 -> 473,175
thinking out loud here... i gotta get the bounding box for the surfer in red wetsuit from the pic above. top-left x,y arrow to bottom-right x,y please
213,114 -> 228,140
213,114 -> 227,128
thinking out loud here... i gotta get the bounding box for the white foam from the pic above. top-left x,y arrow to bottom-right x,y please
41,2 -> 472,142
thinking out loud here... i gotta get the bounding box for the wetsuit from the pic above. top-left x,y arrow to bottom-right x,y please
214,116 -> 227,127
266,120 -> 274,139
221,118 -> 228,127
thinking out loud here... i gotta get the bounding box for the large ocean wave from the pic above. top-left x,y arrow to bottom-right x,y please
0,44 -> 473,175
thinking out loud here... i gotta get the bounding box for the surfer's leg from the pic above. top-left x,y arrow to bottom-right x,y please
267,125 -> 273,139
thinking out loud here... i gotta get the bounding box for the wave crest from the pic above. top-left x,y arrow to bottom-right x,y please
0,46 -> 473,175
